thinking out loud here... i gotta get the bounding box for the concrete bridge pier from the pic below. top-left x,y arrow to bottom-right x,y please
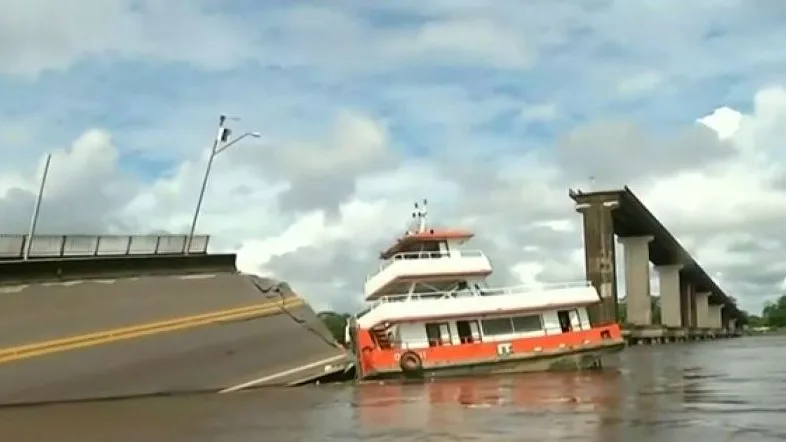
574,201 -> 619,326
709,304 -> 724,330
619,235 -> 653,326
656,264 -> 683,329
695,291 -> 710,328
683,281 -> 697,328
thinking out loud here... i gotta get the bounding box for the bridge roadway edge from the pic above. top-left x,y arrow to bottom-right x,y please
569,186 -> 743,342
0,252 -> 350,406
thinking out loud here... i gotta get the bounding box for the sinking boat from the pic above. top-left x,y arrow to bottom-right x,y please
346,201 -> 625,382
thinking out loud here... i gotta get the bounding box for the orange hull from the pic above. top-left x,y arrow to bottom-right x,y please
354,324 -> 624,381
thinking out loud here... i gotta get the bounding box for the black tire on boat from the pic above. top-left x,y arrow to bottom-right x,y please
399,351 -> 423,374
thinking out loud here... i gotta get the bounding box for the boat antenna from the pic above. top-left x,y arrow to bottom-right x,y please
416,198 -> 428,233
406,202 -> 418,235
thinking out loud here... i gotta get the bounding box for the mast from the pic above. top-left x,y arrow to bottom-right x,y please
407,198 -> 428,235
417,198 -> 427,233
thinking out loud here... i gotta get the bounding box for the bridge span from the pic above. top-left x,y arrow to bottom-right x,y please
0,233 -> 350,406
569,186 -> 741,344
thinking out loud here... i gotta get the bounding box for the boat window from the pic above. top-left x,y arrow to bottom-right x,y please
456,320 -> 482,344
557,310 -> 573,333
425,322 -> 452,346
438,240 -> 449,255
420,241 -> 440,258
511,315 -> 543,332
481,317 -> 514,336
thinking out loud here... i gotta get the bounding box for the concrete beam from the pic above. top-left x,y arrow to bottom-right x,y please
575,201 -> 619,325
656,264 -> 683,328
695,291 -> 710,328
618,235 -> 654,326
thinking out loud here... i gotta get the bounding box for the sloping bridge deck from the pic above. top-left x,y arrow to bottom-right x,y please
569,186 -> 741,319
0,253 -> 350,406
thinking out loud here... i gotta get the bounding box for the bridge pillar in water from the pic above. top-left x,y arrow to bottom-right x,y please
695,291 -> 710,328
656,264 -> 683,328
681,281 -> 697,328
619,235 -> 654,326
575,201 -> 619,326
708,304 -> 724,329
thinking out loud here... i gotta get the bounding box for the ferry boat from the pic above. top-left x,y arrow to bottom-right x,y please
347,200 -> 625,382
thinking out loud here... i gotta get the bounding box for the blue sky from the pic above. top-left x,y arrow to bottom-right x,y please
3,0 -> 786,313
2,0 -> 778,175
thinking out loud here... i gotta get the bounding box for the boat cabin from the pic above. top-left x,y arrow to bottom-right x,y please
371,306 -> 592,351
365,200 -> 493,300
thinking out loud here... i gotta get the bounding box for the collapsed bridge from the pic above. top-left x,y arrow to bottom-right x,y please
0,233 -> 351,406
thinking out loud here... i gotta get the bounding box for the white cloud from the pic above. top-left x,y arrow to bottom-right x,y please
519,103 -> 558,123
617,72 -> 664,97
0,0 -> 260,76
7,85 -> 786,313
4,0 -> 786,316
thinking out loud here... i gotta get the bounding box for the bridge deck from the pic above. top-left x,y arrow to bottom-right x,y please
0,257 -> 349,406
570,186 -> 740,319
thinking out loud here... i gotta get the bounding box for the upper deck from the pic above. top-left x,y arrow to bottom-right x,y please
357,281 -> 601,328
364,248 -> 493,299
364,200 -> 492,300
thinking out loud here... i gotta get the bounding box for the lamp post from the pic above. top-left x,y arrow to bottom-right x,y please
184,115 -> 261,255
23,153 -> 52,260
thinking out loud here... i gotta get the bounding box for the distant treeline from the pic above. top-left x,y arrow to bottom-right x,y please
318,311 -> 350,345
744,295 -> 786,329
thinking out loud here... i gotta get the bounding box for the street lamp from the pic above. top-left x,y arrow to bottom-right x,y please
185,115 -> 261,255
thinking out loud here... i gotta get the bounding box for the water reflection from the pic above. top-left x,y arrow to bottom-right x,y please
354,372 -> 624,441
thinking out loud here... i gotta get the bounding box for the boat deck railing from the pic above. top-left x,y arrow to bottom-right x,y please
356,280 -> 593,317
366,249 -> 487,281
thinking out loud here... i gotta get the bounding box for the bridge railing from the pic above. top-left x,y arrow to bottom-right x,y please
0,234 -> 210,259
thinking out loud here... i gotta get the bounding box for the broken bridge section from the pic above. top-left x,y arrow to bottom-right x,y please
569,187 -> 742,344
0,233 -> 351,406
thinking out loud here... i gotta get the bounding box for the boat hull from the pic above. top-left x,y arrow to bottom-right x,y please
358,340 -> 625,382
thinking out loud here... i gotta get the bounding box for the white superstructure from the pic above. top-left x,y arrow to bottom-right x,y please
356,200 -> 602,335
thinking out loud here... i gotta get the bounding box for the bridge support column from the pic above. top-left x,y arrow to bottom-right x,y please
695,292 -> 710,328
708,304 -> 723,329
656,264 -> 683,328
681,281 -> 696,328
575,201 -> 619,326
689,285 -> 698,327
619,235 -> 653,326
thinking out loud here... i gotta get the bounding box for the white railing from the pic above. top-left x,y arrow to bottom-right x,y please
355,280 -> 594,320
366,249 -> 487,281
367,280 -> 592,307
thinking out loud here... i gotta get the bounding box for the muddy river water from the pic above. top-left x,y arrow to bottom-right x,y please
0,335 -> 783,441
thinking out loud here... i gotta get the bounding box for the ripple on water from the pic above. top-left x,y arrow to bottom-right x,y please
1,336 -> 786,441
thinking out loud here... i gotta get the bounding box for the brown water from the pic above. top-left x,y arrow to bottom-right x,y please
1,336 -> 783,442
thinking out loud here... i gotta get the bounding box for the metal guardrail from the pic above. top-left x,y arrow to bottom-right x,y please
0,234 -> 210,259
367,249 -> 488,281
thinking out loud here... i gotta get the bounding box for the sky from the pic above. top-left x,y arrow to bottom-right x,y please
2,0 -> 786,314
